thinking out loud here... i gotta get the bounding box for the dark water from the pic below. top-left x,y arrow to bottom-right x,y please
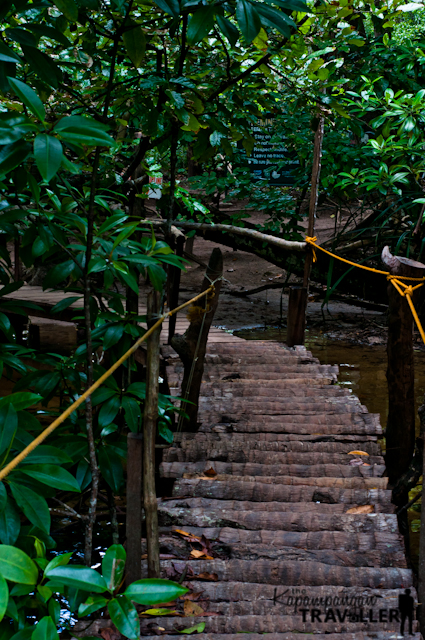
235,327 -> 425,436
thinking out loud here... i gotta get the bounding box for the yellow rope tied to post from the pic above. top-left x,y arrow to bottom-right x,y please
304,236 -> 425,345
0,285 -> 215,481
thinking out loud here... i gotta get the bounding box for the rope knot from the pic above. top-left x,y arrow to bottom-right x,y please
405,285 -> 414,298
305,236 -> 318,262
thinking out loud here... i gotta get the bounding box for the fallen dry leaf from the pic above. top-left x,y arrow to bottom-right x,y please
190,550 -> 213,560
100,627 -> 122,640
195,572 -> 219,581
204,467 -> 217,477
181,592 -> 204,602
347,450 -> 369,456
174,529 -> 196,538
346,505 -> 374,514
184,600 -> 205,617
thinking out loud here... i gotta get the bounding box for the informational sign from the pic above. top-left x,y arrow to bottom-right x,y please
239,117 -> 299,186
148,175 -> 163,199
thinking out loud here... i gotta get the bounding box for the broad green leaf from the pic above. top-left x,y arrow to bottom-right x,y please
0,546 -> 38,585
7,78 -> 45,121
55,127 -> 114,148
5,28 -> 36,47
255,4 -> 292,36
0,393 -> 41,412
78,595 -> 108,617
153,0 -> 179,17
54,115 -> 110,132
98,446 -> 123,494
0,41 -> 21,64
25,24 -> 72,47
235,0 -> 261,43
108,596 -> 139,640
103,324 -> 125,350
0,140 -> 32,176
87,257 -> 107,274
124,579 -> 189,605
187,6 -> 216,45
19,465 -> 80,492
21,46 -> 62,89
51,296 -> 81,314
97,212 -> 128,235
122,396 -> 140,433
123,26 -> 146,67
0,485 -> 5,515
31,616 -> 59,640
0,404 -> 17,457
34,135 -> 63,182
45,566 -> 107,593
216,15 -> 239,46
0,497 -> 20,545
9,483 -> 50,534
42,260 -> 76,289
44,552 -> 72,575
54,0 -> 79,21
147,264 -> 166,291
0,575 -> 8,622
102,544 -> 126,591
22,445 -> 72,465
98,395 -> 121,428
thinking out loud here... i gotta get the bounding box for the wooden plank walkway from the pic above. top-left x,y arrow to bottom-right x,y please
149,338 -> 418,639
4,287 -> 418,638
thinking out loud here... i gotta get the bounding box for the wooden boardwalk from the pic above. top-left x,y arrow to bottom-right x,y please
4,286 -> 419,638
148,338 -> 417,639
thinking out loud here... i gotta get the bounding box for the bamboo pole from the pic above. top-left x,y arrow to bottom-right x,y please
143,290 -> 161,578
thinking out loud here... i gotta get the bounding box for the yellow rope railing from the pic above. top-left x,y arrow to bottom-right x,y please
0,285 -> 214,481
305,236 -> 425,344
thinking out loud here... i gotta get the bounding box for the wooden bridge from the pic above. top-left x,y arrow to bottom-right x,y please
148,334 -> 417,640
3,287 -> 419,639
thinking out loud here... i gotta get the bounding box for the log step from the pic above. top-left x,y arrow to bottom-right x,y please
173,432 -> 380,444
178,474 -> 389,489
158,507 -> 399,533
159,527 -> 405,551
172,437 -> 382,454
163,448 -> 384,466
160,461 -> 386,478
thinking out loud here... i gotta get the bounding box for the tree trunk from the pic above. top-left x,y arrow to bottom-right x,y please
125,432 -> 143,586
143,290 -> 161,578
171,248 -> 223,431
382,246 -> 425,485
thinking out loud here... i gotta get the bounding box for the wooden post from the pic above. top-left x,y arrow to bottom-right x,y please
286,286 -> 308,347
125,432 -> 143,586
382,246 -> 425,484
171,248 -> 223,431
417,406 -> 425,632
286,113 -> 324,347
167,235 -> 184,344
143,290 -> 161,578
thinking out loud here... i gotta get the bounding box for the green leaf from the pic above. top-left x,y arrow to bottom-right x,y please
153,0 -> 179,17
98,395 -> 121,428
5,28 -> 36,47
0,404 -> 17,457
51,296 -> 81,314
25,24 -> 72,48
179,623 -> 206,634
235,0 -> 261,43
23,445 -> 72,465
0,497 -> 20,545
187,6 -> 216,45
103,324 -> 125,350
123,26 -> 146,67
45,566 -> 107,593
0,393 -> 42,412
31,616 -> 59,640
21,46 -> 62,89
0,546 -> 38,585
216,15 -> 239,46
102,545 -> 126,591
44,552 -> 72,575
78,595 -> 108,617
19,465 -> 80,492
97,212 -> 128,235
0,41 -> 21,64
108,596 -> 139,640
54,0 -> 79,21
146,264 -> 166,291
255,4 -> 292,36
0,140 -> 32,176
124,579 -> 189,605
98,446 -> 123,494
34,135 -> 63,182
0,575 -> 8,622
122,396 -> 140,433
0,485 -> 6,515
87,257 -> 107,274
42,260 -> 76,289
9,483 -> 51,534
7,77 -> 45,121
